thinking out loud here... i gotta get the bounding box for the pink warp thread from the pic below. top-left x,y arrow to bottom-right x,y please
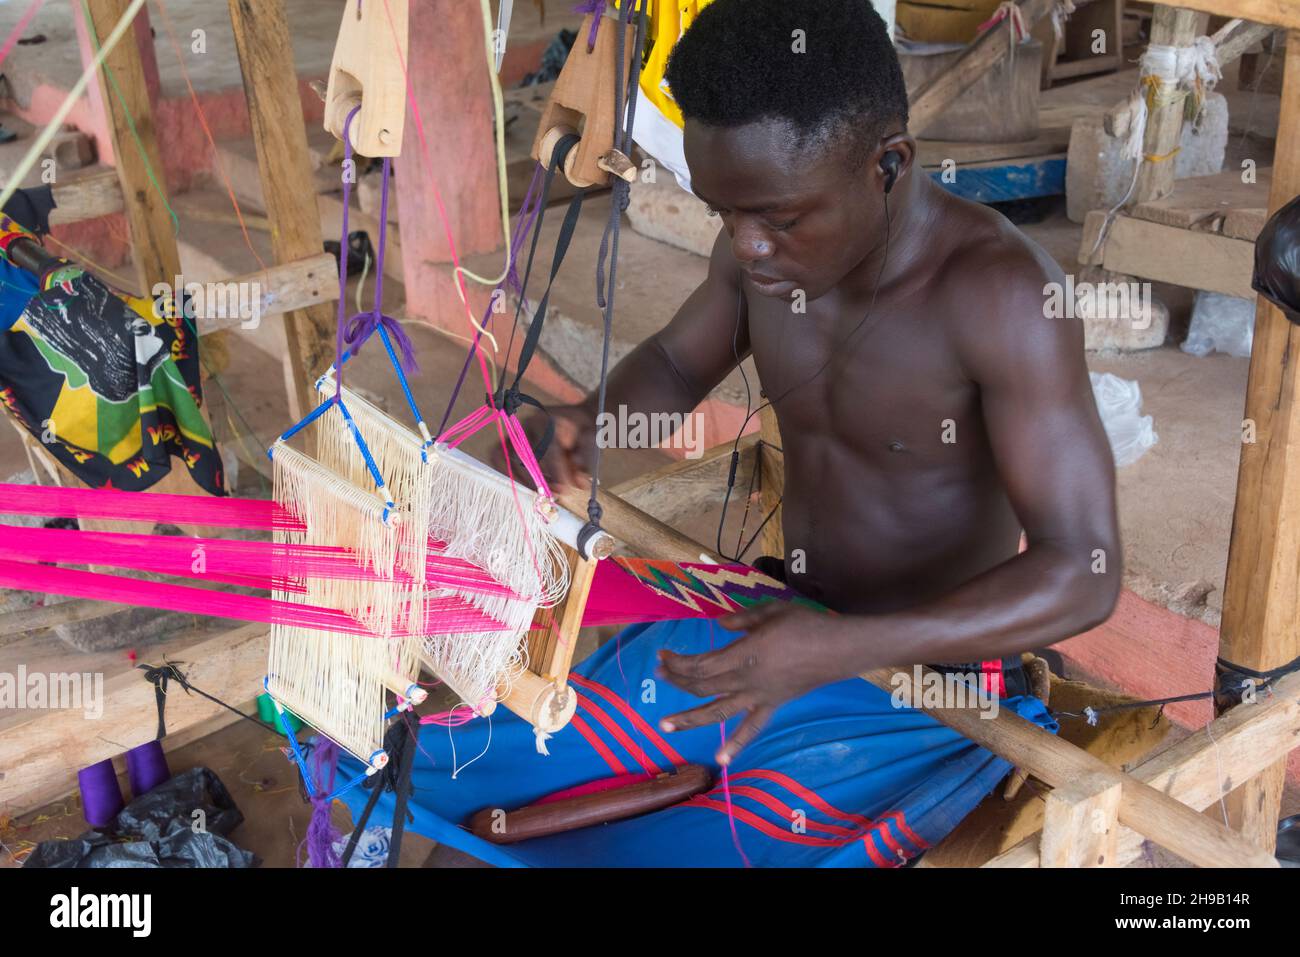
0,0 -> 47,72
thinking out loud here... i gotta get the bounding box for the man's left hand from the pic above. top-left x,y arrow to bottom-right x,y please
655,602 -> 847,766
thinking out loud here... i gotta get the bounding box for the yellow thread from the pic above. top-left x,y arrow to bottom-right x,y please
1143,146 -> 1182,163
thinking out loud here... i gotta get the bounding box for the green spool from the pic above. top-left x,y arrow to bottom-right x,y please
257,692 -> 303,735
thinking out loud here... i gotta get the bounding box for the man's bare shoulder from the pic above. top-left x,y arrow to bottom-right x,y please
925,196 -> 1079,380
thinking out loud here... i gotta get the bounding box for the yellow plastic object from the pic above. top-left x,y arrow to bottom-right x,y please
637,0 -> 713,130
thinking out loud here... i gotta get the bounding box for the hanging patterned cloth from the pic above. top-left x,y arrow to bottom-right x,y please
0,217 -> 225,494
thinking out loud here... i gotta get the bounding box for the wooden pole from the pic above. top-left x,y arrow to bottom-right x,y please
1213,29 -> 1300,854
1132,5 -> 1203,204
82,0 -> 181,297
228,0 -> 340,422
1040,772 -> 1122,867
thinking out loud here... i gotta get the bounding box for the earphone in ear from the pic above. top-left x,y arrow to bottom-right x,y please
880,150 -> 902,194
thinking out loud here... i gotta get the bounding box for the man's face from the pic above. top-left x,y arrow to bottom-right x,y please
683,118 -> 881,302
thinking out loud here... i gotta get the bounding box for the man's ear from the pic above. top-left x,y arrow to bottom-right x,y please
874,133 -> 916,193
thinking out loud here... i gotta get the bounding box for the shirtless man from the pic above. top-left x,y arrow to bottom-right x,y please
534,0 -> 1121,766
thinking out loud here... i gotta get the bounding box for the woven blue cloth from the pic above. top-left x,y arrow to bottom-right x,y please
339,618 -> 1056,867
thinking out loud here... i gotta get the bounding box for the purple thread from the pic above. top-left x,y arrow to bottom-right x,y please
78,758 -> 124,828
575,0 -> 606,49
125,740 -> 170,796
340,155 -> 419,371
301,738 -> 344,868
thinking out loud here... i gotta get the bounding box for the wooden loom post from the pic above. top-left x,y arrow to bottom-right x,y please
1039,772 -> 1122,867
1132,5 -> 1204,205
227,0 -> 341,423
82,0 -> 180,298
1212,25 -> 1300,855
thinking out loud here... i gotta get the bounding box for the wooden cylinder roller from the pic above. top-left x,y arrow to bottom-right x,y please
500,671 -> 577,733
537,124 -> 590,188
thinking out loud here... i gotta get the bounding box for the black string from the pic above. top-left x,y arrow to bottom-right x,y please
136,660 -> 282,739
715,187 -> 894,562
583,0 -> 649,542
1051,653 -> 1300,726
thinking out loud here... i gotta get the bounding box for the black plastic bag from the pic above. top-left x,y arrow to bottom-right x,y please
23,766 -> 258,868
1253,194 -> 1300,324
1279,813 -> 1300,868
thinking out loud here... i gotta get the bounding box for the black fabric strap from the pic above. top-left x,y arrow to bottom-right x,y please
584,0 -> 648,531
342,719 -> 418,868
509,180 -> 588,391
385,722 -> 418,868
1216,653 -> 1300,685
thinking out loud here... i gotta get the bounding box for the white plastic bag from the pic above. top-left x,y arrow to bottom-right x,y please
1090,371 -> 1158,467
1181,291 -> 1255,358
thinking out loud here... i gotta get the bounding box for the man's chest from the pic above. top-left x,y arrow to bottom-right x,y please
746,297 -> 978,456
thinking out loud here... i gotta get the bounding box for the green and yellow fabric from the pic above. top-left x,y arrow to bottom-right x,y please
0,217 -> 225,494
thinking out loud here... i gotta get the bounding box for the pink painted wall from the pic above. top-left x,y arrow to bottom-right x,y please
395,0 -> 504,332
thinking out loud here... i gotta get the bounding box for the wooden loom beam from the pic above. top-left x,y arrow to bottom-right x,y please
985,669 -> 1300,867
1154,0 -> 1300,31
47,169 -> 126,227
227,0 -> 341,424
908,0 -> 1056,138
195,252 -> 340,336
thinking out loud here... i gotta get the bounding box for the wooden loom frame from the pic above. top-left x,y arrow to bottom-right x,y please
1,0 -> 1297,869
0,0 -> 603,812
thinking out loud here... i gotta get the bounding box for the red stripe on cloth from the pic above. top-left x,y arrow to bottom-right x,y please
684,796 -> 843,847
568,673 -> 687,767
873,821 -> 908,858
568,714 -> 627,776
728,769 -> 874,828
861,833 -> 898,868
710,784 -> 858,838
574,692 -> 662,777
882,810 -> 929,850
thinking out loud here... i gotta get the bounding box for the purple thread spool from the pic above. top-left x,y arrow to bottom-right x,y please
125,740 -> 170,797
78,758 -> 124,828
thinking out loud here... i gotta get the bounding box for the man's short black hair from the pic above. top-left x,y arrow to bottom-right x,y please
665,0 -> 908,165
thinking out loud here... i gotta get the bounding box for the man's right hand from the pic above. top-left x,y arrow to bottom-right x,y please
491,403 -> 598,493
